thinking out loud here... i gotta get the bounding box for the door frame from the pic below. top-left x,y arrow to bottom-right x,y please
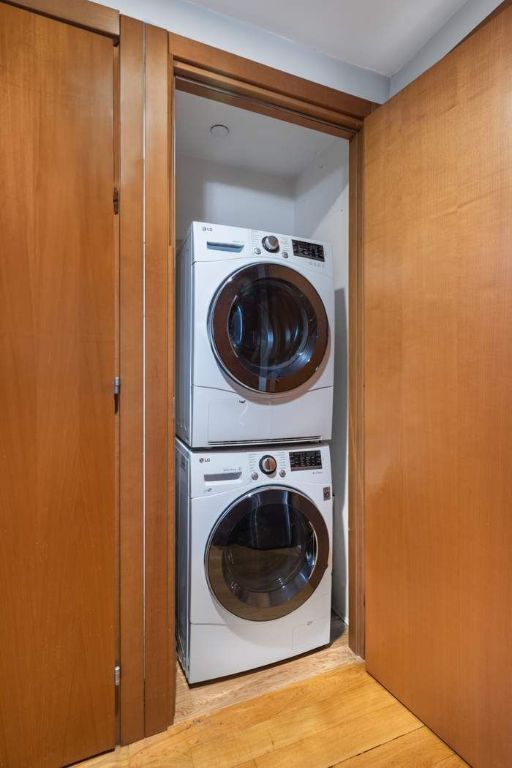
168,32 -> 372,663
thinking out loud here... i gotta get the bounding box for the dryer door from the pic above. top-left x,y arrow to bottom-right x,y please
209,263 -> 329,394
206,486 -> 329,621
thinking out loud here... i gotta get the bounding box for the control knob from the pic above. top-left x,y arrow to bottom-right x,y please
262,235 -> 279,253
259,455 -> 277,475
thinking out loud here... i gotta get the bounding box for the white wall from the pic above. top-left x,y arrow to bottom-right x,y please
105,0 -> 389,103
176,154 -> 295,240
177,139 -> 350,621
294,139 -> 350,622
390,0 -> 504,96
108,0 -> 503,105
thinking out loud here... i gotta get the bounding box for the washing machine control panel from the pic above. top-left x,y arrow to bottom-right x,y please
289,449 -> 323,471
189,444 -> 330,495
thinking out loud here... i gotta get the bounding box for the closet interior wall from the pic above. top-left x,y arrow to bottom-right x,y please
175,90 -> 350,620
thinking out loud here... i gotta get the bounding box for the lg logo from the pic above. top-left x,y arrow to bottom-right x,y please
199,457 -> 211,463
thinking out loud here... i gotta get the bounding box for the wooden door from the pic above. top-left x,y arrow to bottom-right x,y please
0,4 -> 116,766
363,7 -> 512,768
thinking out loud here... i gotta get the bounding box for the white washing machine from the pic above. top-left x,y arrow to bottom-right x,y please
176,222 -> 334,447
176,439 -> 333,684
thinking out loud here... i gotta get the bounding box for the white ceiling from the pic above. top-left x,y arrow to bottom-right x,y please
175,90 -> 343,178
185,0 -> 470,76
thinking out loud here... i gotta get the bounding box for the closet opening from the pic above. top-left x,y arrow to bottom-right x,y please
174,86 -> 355,720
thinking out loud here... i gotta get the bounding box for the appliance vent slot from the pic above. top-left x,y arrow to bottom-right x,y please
208,437 -> 322,446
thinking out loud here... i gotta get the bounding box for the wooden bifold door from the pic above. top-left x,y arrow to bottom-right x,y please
363,5 -> 512,768
0,4 -> 116,766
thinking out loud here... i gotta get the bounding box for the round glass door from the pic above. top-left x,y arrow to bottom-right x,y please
209,263 -> 329,394
206,487 -> 329,621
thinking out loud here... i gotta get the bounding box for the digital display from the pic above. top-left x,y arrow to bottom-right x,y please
290,450 -> 323,471
292,239 -> 325,262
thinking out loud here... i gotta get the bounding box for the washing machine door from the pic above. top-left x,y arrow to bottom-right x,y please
205,486 -> 329,621
209,263 -> 329,394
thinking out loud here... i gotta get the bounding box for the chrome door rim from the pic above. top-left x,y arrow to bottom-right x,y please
205,485 -> 329,622
208,263 -> 329,395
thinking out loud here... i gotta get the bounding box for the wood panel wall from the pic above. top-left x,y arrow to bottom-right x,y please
144,23 -> 174,735
363,6 -> 512,767
119,13 -> 145,746
0,4 -> 117,764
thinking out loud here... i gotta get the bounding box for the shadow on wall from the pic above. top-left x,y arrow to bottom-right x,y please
293,158 -> 349,229
332,287 -> 348,620
176,154 -> 296,238
293,138 -> 349,621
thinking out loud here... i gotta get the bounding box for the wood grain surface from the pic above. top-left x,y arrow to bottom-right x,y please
175,77 -> 353,140
74,663 -> 467,768
4,0 -> 119,36
175,619 -> 356,722
0,4 -> 116,766
144,22 -> 173,737
363,6 -> 512,768
169,32 -> 374,127
173,60 -> 360,135
348,131 -> 365,658
119,14 -> 145,747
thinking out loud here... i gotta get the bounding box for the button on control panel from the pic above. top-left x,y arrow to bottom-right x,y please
262,234 -> 280,253
289,449 -> 322,471
259,455 -> 277,475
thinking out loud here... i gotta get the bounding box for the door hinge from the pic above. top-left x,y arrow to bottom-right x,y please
113,376 -> 121,413
114,665 -> 121,687
113,187 -> 120,215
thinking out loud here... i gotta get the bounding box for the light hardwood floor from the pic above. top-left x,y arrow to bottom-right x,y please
175,616 -> 357,722
78,662 -> 468,767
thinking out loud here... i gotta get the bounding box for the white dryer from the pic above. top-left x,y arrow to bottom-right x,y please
176,222 -> 334,447
176,439 -> 333,684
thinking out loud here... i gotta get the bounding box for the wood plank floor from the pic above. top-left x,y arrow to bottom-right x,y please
175,616 -> 357,722
77,663 -> 468,768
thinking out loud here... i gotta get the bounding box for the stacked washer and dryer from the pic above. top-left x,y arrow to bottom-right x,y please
176,222 -> 335,683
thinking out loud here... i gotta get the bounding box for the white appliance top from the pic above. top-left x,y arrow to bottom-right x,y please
185,442 -> 331,498
189,221 -> 333,275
